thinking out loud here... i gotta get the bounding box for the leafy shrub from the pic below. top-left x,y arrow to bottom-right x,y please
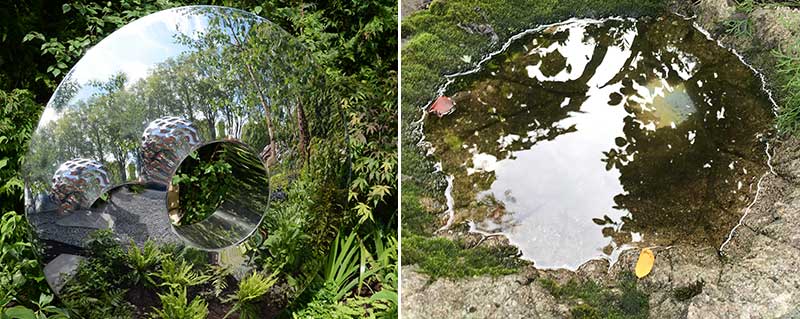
126,240 -> 162,288
171,149 -> 235,226
60,231 -> 136,318
0,211 -> 47,307
1,294 -> 69,319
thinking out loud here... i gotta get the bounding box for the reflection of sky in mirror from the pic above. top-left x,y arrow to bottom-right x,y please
40,9 -> 212,127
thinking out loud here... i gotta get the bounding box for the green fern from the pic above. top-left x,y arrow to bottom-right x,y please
150,288 -> 207,319
127,240 -> 162,287
209,264 -> 234,298
223,271 -> 279,319
153,259 -> 210,291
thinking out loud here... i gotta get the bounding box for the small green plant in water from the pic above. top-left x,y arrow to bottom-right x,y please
171,148 -> 234,226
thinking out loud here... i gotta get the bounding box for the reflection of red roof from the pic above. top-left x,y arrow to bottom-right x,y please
428,96 -> 454,117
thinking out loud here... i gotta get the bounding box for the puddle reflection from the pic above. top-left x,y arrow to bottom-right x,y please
426,16 -> 775,269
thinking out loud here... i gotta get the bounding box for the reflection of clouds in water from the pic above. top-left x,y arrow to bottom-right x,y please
525,24 -> 595,82
630,81 -> 696,130
474,83 -> 629,270
448,17 -> 773,270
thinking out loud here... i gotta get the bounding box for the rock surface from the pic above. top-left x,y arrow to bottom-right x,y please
402,266 -> 565,318
44,254 -> 85,294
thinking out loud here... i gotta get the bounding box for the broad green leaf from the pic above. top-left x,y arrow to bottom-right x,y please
3,306 -> 36,319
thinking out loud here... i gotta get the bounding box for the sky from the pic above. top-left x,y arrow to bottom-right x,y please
39,8 -> 211,127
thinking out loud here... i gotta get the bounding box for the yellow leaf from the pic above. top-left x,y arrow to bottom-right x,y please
635,248 -> 655,278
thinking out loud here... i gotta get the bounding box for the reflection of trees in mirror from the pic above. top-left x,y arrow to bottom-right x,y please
24,9 -> 320,191
170,147 -> 234,226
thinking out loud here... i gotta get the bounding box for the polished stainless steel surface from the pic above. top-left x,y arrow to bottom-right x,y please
23,6 -> 346,252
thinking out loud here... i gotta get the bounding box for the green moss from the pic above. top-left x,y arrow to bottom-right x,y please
571,304 -> 603,319
540,272 -> 649,319
673,280 -> 705,301
775,38 -> 800,135
402,234 -> 526,279
401,182 -> 439,236
443,130 -> 463,150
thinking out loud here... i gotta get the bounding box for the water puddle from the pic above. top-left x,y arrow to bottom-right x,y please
425,16 -> 776,270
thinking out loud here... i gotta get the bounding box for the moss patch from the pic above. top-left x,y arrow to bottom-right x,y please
775,34 -> 800,134
540,272 -> 649,319
402,234 -> 526,279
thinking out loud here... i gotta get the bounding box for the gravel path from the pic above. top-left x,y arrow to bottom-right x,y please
29,186 -> 181,252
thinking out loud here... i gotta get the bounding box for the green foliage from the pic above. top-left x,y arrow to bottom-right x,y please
126,240 -> 163,288
0,212 -> 47,308
58,231 -> 220,318
171,150 -> 234,226
245,0 -> 399,225
150,288 -> 208,319
23,1 -> 190,83
153,259 -> 211,291
361,230 -> 398,318
1,294 -> 69,319
322,232 -> 377,301
60,231 -> 135,318
2,0 -> 397,317
775,38 -> 800,134
540,273 -> 649,319
62,287 -> 134,319
290,228 -> 397,318
223,271 -> 278,319
402,234 -> 524,279
208,265 -> 234,298
0,90 -> 41,213
292,294 -> 388,319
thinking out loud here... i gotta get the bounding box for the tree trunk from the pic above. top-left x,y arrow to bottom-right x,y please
296,97 -> 310,163
225,19 -> 276,164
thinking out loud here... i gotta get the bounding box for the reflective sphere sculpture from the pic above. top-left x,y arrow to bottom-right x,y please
50,159 -> 111,213
23,6 -> 349,302
141,116 -> 202,185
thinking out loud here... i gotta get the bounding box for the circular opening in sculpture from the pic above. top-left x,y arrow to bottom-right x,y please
168,140 -> 270,250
